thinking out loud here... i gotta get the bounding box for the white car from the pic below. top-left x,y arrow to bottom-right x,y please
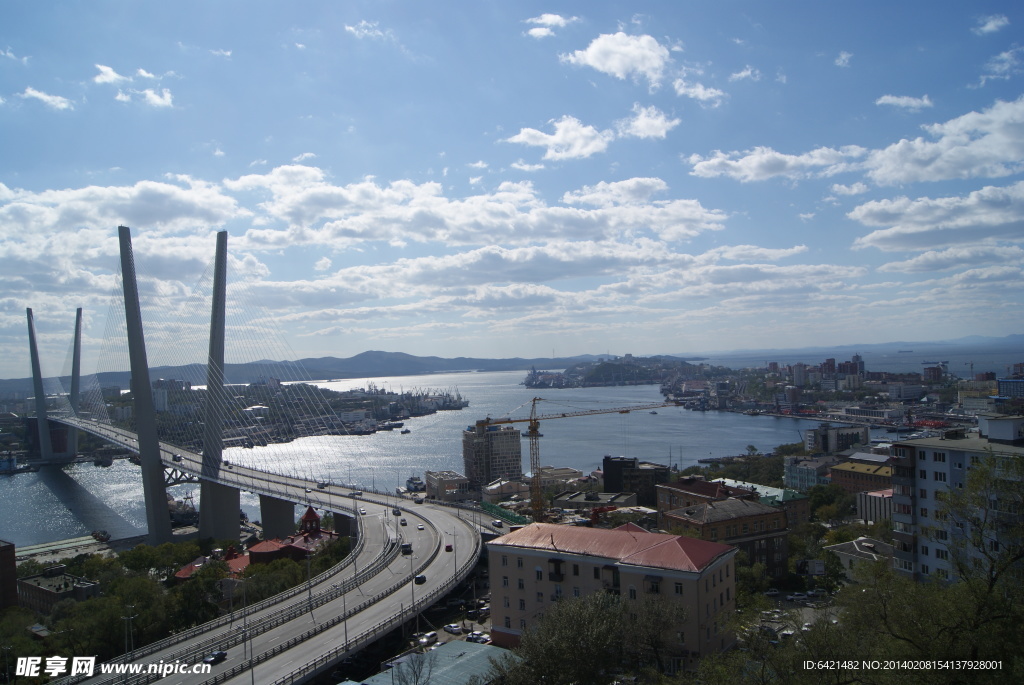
786,592 -> 808,601
417,524 -> 424,530
443,624 -> 462,635
359,508 -> 367,515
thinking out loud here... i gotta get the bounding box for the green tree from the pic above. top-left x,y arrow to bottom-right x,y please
487,592 -> 626,685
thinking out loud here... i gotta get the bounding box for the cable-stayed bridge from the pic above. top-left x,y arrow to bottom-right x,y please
22,227 -> 484,684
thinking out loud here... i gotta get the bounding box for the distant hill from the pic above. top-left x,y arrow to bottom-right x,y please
0,351 -> 615,398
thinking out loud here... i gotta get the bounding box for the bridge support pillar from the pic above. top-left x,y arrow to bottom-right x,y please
199,481 -> 241,542
259,495 -> 296,540
118,226 -> 173,544
26,308 -> 54,461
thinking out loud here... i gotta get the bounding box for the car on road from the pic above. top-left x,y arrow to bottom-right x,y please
763,588 -> 779,597
414,574 -> 426,584
466,632 -> 491,644
172,454 -> 183,462
400,518 -> 407,525
417,524 -> 424,530
359,508 -> 367,515
491,520 -> 503,527
305,488 -> 312,493
445,543 -> 453,552
417,631 -> 438,645
443,624 -> 462,635
786,592 -> 808,601
202,651 -> 227,665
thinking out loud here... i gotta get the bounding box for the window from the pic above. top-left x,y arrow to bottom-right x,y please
535,569 -> 542,581
742,523 -> 749,534
502,555 -> 508,567
919,489 -> 927,499
921,564 -> 929,575
933,452 -> 946,463
971,455 -> 980,466
502,576 -> 509,587
935,529 -> 948,541
935,549 -> 949,560
726,587 -> 731,601
710,528 -> 718,541
936,568 -> 949,579
990,540 -> 1001,552
503,596 -> 510,608
519,599 -> 526,610
920,508 -> 928,518
920,545 -> 929,556
919,469 -> 927,479
648,581 -> 660,594
572,564 -> 579,576
934,472 -> 947,483
593,567 -> 600,580
504,617 -> 511,628
536,592 -> 543,603
674,582 -> 683,595
573,586 -> 580,597
628,586 -> 637,600
517,557 -> 523,568
955,462 -> 962,469
517,579 -> 524,590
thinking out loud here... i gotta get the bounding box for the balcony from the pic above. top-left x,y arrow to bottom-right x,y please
548,572 -> 564,582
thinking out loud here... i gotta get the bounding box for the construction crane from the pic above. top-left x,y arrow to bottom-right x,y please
473,397 -> 679,521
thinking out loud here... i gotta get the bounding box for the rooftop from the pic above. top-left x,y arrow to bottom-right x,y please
358,640 -> 511,685
666,497 -> 781,524
658,477 -> 756,500
830,462 -> 892,477
488,522 -> 734,573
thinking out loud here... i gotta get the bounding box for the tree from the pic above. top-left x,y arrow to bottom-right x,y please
393,650 -> 438,685
486,592 -> 626,685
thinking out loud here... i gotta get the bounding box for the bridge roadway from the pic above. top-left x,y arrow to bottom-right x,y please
49,417 -> 484,685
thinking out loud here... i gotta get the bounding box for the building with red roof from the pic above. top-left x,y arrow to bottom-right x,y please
248,506 -> 341,565
487,522 -> 737,671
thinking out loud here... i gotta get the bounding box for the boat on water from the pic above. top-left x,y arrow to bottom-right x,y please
401,428 -> 411,434
649,411 -> 658,415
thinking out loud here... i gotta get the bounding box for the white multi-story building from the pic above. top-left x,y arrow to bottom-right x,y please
487,522 -> 737,671
889,414 -> 1024,581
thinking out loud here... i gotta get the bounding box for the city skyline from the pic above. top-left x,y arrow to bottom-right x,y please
2,2 -> 1024,380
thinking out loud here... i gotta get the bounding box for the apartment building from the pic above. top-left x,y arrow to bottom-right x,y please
656,476 -> 756,513
462,424 -> 523,490
889,414 -> 1024,581
487,522 -> 737,670
661,498 -> 789,578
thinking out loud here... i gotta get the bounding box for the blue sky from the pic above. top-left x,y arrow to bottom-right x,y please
2,2 -> 1023,379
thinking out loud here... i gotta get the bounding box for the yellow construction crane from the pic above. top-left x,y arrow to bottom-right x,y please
474,397 -> 679,521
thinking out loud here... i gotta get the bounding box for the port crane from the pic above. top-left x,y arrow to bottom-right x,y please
474,397 -> 679,521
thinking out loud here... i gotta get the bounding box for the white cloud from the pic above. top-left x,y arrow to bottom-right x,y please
875,94 -> 933,110
616,103 -> 680,139
295,43 -> 306,50
688,146 -> 866,182
830,182 -> 870,195
115,90 -> 131,103
703,244 -> 808,262
850,181 -> 1024,251
799,213 -> 815,221
972,14 -> 1009,35
504,116 -> 615,160
94,64 -> 130,84
526,14 -> 577,28
314,257 -> 332,271
672,78 -> 725,107
728,65 -> 761,82
210,49 -> 232,58
835,51 -> 853,67
2,47 -> 28,64
979,47 -> 1023,86
511,160 -> 545,172
528,28 -> 554,39
136,68 -> 156,79
865,96 -> 1024,184
345,20 -> 388,40
19,87 -> 73,110
140,88 -> 173,107
467,161 -> 488,169
293,152 -> 317,162
562,178 -> 669,207
214,147 -> 225,157
561,33 -> 670,89
469,176 -> 483,185
879,245 -> 1024,273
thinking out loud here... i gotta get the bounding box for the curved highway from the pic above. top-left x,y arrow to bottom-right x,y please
49,417 -> 486,685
